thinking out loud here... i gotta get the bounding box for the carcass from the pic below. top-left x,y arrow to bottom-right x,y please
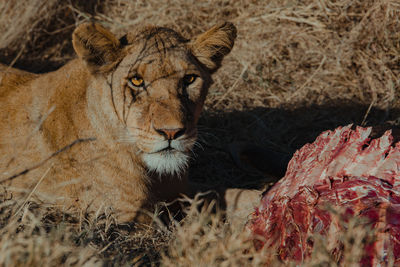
247,125 -> 400,265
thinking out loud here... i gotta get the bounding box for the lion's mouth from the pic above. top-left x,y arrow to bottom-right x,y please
154,145 -> 175,153
149,138 -> 194,154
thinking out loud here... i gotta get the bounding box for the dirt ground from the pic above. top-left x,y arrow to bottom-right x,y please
0,0 -> 399,266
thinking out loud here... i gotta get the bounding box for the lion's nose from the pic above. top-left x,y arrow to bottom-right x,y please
155,128 -> 186,140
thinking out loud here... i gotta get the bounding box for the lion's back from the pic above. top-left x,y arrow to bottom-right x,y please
0,65 -> 49,181
0,64 -> 37,99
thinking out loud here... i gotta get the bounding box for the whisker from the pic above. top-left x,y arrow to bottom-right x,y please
197,131 -> 219,140
193,141 -> 204,151
188,147 -> 198,158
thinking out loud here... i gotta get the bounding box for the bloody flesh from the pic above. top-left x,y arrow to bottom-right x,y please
248,125 -> 400,265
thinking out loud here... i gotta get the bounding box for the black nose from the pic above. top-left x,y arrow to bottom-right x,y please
155,128 -> 186,140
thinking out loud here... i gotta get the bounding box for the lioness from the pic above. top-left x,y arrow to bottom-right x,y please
0,22 -> 236,222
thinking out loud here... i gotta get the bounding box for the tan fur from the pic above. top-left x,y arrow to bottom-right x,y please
0,22 -> 236,222
190,22 -> 237,71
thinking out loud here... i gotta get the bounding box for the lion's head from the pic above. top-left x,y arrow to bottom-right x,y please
72,22 -> 236,175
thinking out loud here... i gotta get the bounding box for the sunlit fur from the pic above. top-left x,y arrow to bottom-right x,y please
0,22 -> 236,223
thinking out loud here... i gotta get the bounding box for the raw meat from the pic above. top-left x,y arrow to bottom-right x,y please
248,125 -> 400,266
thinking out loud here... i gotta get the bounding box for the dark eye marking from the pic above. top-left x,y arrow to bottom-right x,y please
182,74 -> 198,86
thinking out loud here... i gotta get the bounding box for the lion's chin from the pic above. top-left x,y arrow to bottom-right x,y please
142,150 -> 190,176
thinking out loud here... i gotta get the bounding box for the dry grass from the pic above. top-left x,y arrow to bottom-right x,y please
1,0 -> 400,266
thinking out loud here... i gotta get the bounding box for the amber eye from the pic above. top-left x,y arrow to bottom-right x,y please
129,75 -> 144,87
183,74 -> 197,86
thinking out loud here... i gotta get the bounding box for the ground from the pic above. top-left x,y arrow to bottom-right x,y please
0,0 -> 399,266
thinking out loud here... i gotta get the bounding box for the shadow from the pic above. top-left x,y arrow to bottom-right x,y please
189,101 -> 400,196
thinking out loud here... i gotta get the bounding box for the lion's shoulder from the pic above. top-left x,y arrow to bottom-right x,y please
0,64 -> 38,97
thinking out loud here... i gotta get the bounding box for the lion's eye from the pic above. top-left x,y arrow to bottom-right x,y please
183,75 -> 197,86
129,75 -> 144,87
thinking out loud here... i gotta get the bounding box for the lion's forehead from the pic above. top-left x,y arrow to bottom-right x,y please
140,55 -> 192,80
125,27 -> 188,58
121,40 -> 196,82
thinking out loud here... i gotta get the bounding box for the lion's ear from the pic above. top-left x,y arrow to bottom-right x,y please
72,22 -> 122,74
190,22 -> 237,72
